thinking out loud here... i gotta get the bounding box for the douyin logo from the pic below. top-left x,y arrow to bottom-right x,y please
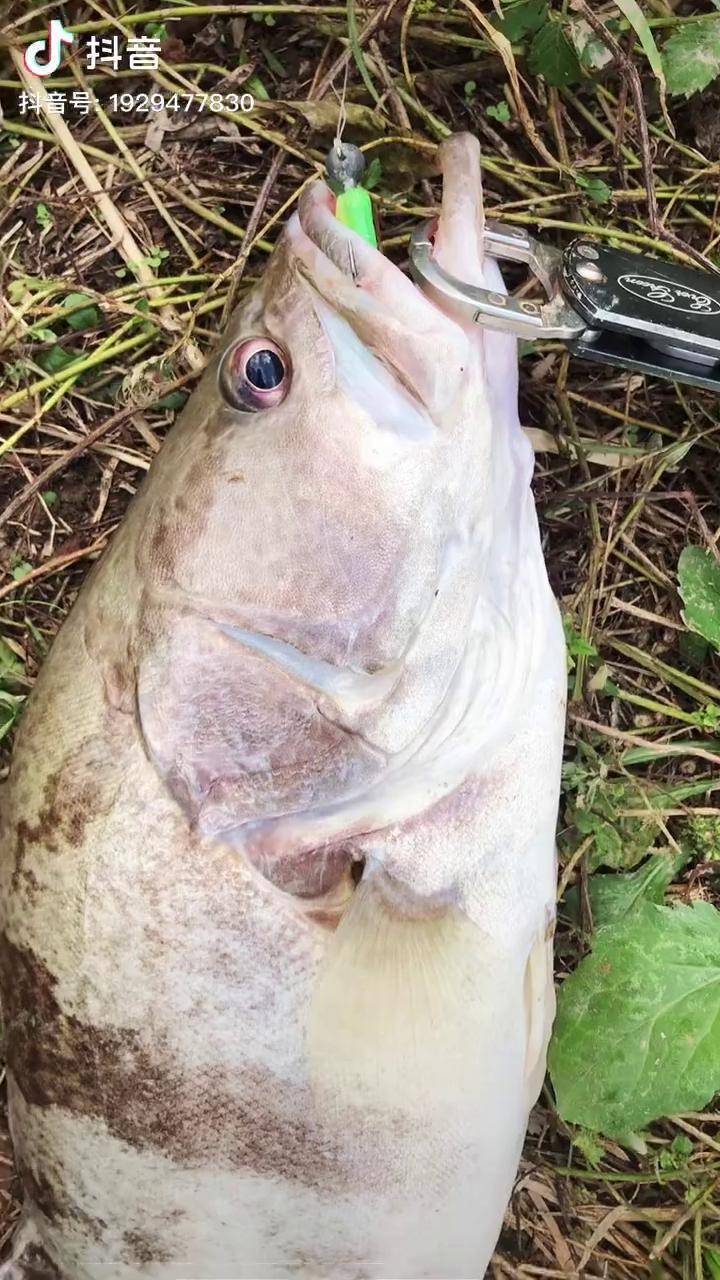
24,19 -> 74,78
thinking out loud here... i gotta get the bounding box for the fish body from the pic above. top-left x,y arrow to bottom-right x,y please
0,135 -> 566,1280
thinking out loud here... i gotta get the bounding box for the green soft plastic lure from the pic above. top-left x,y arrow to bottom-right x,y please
336,186 -> 377,249
326,142 -> 378,250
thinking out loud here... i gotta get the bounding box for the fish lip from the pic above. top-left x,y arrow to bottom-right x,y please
289,180 -> 472,418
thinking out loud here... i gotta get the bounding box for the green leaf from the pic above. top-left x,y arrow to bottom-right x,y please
259,40 -> 286,77
464,80 -> 477,99
144,247 -> 170,269
63,293 -> 100,332
486,100 -> 512,123
692,702 -> 720,731
706,1247 -> 720,1280
347,0 -> 381,105
246,72 -> 270,101
549,901 -> 720,1136
152,390 -> 188,412
683,814 -> 720,863
9,277 -> 46,302
572,1129 -> 605,1169
658,1132 -> 693,1170
495,0 -> 548,43
0,690 -> 24,742
621,737 -> 720,765
565,850 -> 687,931
38,345 -> 76,375
363,157 -> 383,191
35,202 -> 53,230
575,174 -> 613,205
563,617 -> 598,661
528,21 -> 583,87
0,637 -> 23,683
678,546 -> 720,652
663,17 -> 720,99
563,760 -> 711,872
574,804 -> 624,868
10,561 -> 32,582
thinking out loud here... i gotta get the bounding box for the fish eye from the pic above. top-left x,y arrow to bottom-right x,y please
219,337 -> 290,412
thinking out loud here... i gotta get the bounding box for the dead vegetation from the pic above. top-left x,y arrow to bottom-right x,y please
1,1 -> 720,1275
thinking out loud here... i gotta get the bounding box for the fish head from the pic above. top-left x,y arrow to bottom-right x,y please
117,134 -> 554,887
136,138 -> 504,672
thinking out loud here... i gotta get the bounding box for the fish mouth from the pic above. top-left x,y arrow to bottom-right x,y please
282,133 -> 516,418
285,175 -> 473,419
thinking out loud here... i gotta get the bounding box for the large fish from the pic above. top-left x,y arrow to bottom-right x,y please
0,133 -> 566,1280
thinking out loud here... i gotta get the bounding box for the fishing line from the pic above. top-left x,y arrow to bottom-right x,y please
324,65 -> 378,251
332,62 -> 349,162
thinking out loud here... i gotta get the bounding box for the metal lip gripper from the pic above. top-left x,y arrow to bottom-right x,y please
409,216 -> 720,392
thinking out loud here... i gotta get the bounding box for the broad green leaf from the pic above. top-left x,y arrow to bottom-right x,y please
678,546 -> 720,652
528,21 -> 583,86
663,17 -> 720,98
63,293 -> 100,332
496,0 -> 548,43
565,850 -> 687,931
549,901 -> 720,1136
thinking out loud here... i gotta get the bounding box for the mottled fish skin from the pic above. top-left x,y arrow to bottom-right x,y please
0,134 -> 566,1280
